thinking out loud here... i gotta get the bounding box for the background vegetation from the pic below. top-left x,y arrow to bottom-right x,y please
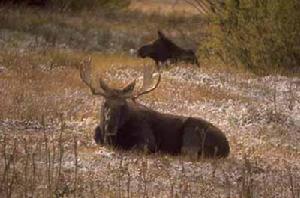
200,0 -> 300,75
0,0 -> 131,10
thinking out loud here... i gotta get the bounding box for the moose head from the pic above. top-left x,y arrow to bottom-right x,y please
80,59 -> 229,158
80,59 -> 160,149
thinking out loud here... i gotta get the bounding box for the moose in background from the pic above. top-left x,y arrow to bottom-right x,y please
137,31 -> 200,69
80,60 -> 229,158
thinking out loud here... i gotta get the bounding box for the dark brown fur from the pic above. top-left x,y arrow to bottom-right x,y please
94,99 -> 229,158
80,62 -> 229,159
137,31 -> 200,68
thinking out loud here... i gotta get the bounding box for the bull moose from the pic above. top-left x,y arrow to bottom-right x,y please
137,31 -> 200,69
80,61 -> 229,158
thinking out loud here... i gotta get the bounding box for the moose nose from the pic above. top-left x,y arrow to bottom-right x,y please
129,49 -> 137,55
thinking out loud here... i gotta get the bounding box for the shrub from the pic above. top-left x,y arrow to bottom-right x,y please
201,0 -> 300,75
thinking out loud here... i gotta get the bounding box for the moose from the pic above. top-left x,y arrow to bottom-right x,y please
80,61 -> 229,158
137,31 -> 200,69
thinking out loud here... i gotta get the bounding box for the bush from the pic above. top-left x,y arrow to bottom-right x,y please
201,0 -> 300,75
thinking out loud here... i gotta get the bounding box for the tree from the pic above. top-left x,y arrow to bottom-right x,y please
183,0 -> 300,75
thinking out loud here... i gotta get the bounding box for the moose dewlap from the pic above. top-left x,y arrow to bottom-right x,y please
80,61 -> 229,158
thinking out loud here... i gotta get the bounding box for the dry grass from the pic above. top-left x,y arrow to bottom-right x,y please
129,0 -> 201,16
0,48 -> 87,121
1,52 -> 299,197
1,128 -> 299,197
0,2 -> 299,198
139,77 -> 248,104
90,52 -> 148,72
0,4 -> 205,54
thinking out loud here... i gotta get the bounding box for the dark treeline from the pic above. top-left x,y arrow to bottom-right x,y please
0,0 -> 47,6
0,0 -> 130,10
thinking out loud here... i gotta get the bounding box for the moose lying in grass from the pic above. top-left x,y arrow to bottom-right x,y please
80,61 -> 229,158
137,31 -> 200,69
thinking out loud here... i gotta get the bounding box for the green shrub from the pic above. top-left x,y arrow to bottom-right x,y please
201,0 -> 300,75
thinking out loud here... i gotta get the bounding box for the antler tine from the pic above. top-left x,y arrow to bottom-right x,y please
80,57 -> 105,96
132,72 -> 161,100
142,64 -> 154,91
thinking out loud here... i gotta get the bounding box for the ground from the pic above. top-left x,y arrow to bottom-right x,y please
0,1 -> 299,198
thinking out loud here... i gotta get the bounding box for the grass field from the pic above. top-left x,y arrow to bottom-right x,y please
0,1 -> 299,197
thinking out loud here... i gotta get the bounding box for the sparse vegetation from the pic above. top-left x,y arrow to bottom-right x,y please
0,1 -> 299,197
0,4 -> 203,54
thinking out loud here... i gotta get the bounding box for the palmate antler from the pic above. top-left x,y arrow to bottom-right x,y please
80,57 -> 161,99
80,57 -> 106,96
132,73 -> 161,100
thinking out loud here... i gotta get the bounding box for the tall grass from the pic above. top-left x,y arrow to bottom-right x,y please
1,129 -> 298,197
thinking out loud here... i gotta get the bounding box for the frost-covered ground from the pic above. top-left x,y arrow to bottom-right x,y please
1,64 -> 299,197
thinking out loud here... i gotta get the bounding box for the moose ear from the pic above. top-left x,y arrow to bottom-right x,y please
121,79 -> 136,96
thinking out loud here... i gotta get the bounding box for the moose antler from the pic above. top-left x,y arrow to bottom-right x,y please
142,64 -> 155,91
132,66 -> 161,100
80,59 -> 160,99
80,57 -> 106,96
